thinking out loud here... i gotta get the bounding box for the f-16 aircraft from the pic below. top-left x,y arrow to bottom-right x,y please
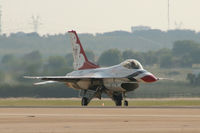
25,30 -> 159,106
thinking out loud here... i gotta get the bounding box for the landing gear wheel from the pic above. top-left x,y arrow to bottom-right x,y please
81,97 -> 88,106
115,100 -> 122,106
124,100 -> 128,106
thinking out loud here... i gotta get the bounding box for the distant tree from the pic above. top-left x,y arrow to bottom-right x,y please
1,54 -> 22,72
23,51 -> 42,61
179,55 -> 193,67
195,74 -> 200,85
1,54 -> 15,64
172,40 -> 200,56
189,48 -> 200,64
22,51 -> 43,74
122,50 -> 134,59
65,53 -> 73,68
156,48 -> 171,56
171,40 -> 200,67
159,54 -> 173,68
47,56 -> 67,68
0,71 -> 5,83
98,49 -> 122,66
187,73 -> 200,86
44,56 -> 71,75
143,51 -> 158,66
85,50 -> 95,62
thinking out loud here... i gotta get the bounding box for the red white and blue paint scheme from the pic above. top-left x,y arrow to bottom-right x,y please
25,30 -> 159,106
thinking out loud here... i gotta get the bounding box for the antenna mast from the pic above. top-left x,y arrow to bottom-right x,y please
0,5 -> 2,35
167,0 -> 170,30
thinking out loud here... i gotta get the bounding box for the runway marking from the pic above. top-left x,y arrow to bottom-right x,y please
0,113 -> 200,118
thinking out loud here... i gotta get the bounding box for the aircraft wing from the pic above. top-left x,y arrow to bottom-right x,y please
24,76 -> 89,83
24,75 -> 135,85
24,75 -> 123,82
24,76 -> 93,85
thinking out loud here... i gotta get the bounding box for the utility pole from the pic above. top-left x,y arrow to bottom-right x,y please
31,15 -> 41,33
0,5 -> 2,35
167,0 -> 170,30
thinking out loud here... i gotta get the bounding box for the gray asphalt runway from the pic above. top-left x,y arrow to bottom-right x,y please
0,107 -> 200,133
0,106 -> 200,108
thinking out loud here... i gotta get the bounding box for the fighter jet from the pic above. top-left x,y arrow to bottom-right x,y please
25,30 -> 159,106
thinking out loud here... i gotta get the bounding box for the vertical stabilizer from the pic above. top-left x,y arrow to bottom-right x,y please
68,30 -> 99,70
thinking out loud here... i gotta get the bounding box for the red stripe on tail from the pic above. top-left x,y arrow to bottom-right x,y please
68,30 -> 99,70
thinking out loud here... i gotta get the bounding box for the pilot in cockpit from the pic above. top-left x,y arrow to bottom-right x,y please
121,59 -> 143,69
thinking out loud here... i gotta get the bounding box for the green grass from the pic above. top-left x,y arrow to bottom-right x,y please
0,98 -> 200,107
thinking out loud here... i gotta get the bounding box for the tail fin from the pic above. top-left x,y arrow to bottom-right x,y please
68,30 -> 99,70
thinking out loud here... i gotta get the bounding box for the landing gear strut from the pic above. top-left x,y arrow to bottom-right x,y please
115,99 -> 122,106
80,90 -> 95,106
123,92 -> 128,107
80,86 -> 103,106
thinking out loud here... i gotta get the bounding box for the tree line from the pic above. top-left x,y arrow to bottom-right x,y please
0,39 -> 200,97
1,29 -> 200,58
1,40 -> 200,84
99,40 -> 200,68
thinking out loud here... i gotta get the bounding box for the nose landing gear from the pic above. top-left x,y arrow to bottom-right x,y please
123,92 -> 128,107
124,100 -> 128,106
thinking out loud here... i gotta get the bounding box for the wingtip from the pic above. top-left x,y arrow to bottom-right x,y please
23,76 -> 40,79
24,76 -> 31,79
33,82 -> 41,85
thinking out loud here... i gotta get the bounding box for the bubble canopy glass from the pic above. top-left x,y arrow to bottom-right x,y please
121,59 -> 143,69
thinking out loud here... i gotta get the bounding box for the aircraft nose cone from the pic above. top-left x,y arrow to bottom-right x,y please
141,74 -> 157,83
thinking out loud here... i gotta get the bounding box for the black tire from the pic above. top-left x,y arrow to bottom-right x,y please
81,97 -> 88,106
115,99 -> 122,106
124,100 -> 128,106
113,93 -> 122,106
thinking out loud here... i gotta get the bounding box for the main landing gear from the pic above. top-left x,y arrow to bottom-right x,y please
80,87 -> 103,106
112,92 -> 129,107
81,97 -> 89,106
113,93 -> 122,106
80,90 -> 95,106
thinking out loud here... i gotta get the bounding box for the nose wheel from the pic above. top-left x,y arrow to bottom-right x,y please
123,92 -> 128,107
124,100 -> 128,106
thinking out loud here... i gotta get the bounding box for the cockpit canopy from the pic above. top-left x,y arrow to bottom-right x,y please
121,59 -> 143,69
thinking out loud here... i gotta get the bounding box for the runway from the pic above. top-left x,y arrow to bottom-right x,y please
1,106 -> 200,108
0,107 -> 200,133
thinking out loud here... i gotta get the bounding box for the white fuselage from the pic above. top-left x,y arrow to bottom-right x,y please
66,63 -> 156,92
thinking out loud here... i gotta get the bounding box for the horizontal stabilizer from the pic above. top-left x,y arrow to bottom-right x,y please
34,81 -> 58,85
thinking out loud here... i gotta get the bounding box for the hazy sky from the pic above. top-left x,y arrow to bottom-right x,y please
1,0 -> 200,35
